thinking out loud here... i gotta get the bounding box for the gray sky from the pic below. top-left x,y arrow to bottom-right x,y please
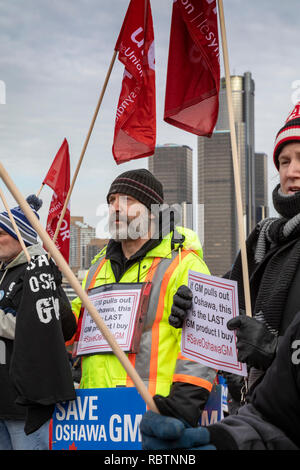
0,0 -> 299,233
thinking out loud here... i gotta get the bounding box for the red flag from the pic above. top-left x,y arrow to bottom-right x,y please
43,139 -> 71,262
112,0 -> 156,164
164,0 -> 220,136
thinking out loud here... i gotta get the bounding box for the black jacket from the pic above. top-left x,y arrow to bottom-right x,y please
227,225 -> 300,396
0,245 -> 76,430
208,311 -> 300,450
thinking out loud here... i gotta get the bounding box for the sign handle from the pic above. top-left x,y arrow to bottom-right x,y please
50,50 -> 118,249
217,0 -> 252,317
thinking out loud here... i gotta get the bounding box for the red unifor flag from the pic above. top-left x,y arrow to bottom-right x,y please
43,138 -> 71,262
164,0 -> 220,136
112,0 -> 156,164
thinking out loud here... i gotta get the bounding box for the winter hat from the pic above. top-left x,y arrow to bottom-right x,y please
0,195 -> 43,246
273,102 -> 300,170
106,169 -> 164,210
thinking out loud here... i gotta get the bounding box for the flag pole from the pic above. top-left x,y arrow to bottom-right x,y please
0,162 -> 159,413
217,0 -> 252,317
0,188 -> 31,263
50,50 -> 117,248
36,183 -> 44,198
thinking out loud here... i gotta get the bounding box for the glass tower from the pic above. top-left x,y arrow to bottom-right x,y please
148,144 -> 193,229
198,72 -> 268,276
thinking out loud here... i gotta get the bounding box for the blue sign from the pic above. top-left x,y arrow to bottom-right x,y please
51,388 -> 147,450
200,378 -> 228,426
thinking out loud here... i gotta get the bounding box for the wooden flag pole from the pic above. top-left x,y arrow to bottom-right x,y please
0,188 -> 31,263
50,50 -> 118,248
36,183 -> 44,198
217,0 -> 252,317
0,162 -> 159,413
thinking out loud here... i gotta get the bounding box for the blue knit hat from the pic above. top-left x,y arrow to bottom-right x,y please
0,195 -> 43,246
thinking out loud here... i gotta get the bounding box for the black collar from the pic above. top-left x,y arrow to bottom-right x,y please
105,237 -> 162,265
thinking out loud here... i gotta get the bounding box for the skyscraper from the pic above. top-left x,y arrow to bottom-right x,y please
148,144 -> 193,229
198,72 -> 268,276
70,216 -> 96,271
254,152 -> 269,222
198,130 -> 239,275
215,72 -> 255,232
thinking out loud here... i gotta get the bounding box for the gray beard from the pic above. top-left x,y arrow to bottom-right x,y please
109,214 -> 151,241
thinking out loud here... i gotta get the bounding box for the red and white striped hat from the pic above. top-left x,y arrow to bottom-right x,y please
273,102 -> 300,169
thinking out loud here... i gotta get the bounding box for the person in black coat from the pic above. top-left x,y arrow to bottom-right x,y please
225,101 -> 300,395
170,102 -> 300,401
0,196 -> 76,450
141,310 -> 300,450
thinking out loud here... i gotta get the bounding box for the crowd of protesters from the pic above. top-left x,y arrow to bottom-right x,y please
1,103 -> 300,450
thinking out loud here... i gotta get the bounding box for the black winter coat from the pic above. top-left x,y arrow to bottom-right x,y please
208,311 -> 300,450
0,245 -> 76,426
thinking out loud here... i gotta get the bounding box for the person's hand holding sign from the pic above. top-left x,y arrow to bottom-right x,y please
169,285 -> 193,328
227,314 -> 278,370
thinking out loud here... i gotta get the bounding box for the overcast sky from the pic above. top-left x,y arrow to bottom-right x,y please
0,0 -> 299,235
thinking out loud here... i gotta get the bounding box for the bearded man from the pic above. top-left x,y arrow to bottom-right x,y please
72,169 -> 216,427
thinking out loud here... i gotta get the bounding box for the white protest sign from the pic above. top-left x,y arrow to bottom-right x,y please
76,284 -> 143,355
181,271 -> 247,376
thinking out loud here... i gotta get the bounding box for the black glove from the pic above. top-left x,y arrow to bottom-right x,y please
221,372 -> 244,403
227,315 -> 277,370
169,285 -> 193,328
153,382 -> 209,427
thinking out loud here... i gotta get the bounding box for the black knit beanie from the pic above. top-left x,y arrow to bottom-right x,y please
273,102 -> 300,170
106,169 -> 164,210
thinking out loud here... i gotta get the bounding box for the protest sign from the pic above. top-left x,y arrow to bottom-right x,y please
76,283 -> 150,356
181,271 -> 247,376
201,380 -> 228,426
51,387 -> 146,450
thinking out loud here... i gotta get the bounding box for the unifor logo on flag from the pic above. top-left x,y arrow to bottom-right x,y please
43,139 -> 71,262
164,0 -> 220,137
112,0 -> 156,165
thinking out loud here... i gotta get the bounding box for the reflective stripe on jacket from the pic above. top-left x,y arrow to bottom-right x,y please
72,227 -> 217,396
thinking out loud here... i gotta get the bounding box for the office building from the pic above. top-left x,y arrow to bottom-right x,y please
198,130 -> 240,275
148,144 -> 193,229
70,216 -> 96,271
254,152 -> 269,222
86,238 -> 109,265
215,72 -> 255,232
198,72 -> 268,276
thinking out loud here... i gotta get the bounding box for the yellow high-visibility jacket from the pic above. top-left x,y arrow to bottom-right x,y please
72,227 -> 217,397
